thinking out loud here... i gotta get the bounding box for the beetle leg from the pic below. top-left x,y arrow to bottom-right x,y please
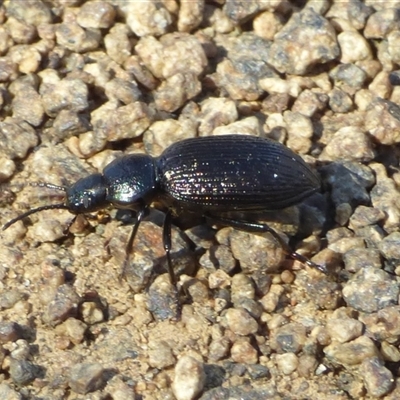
62,215 -> 77,235
162,210 -> 177,286
122,207 -> 147,277
205,215 -> 327,274
162,210 -> 182,319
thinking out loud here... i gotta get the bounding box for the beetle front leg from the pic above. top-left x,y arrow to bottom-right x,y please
122,207 -> 147,278
205,214 -> 327,274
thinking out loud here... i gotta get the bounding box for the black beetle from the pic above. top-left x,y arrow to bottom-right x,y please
3,134 -> 324,287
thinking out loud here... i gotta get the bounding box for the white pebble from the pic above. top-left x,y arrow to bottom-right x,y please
172,356 -> 205,400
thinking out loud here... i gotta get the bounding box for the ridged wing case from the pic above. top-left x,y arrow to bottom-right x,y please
157,135 -> 320,211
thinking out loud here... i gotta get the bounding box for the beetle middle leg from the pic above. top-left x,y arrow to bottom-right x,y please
123,208 -> 180,287
162,210 -> 177,286
205,214 -> 327,274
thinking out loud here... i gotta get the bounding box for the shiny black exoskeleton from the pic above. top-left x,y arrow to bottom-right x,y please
3,135 -> 323,285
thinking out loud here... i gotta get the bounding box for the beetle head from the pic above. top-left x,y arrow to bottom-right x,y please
66,173 -> 108,214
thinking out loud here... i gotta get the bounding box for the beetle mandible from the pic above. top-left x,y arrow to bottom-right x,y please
3,134 -> 325,287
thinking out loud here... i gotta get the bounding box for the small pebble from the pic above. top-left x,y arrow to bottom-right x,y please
231,338 -> 258,364
320,127 -> 374,162
104,78 -> 141,104
135,34 -> 207,80
77,2 -> 116,29
292,89 -> 328,117
104,102 -> 154,141
144,118 -> 197,157
198,97 -> 237,136
253,11 -> 283,41
361,357 -> 394,397
148,274 -> 180,321
324,335 -> 379,366
270,323 -> 307,354
297,354 -> 318,377
187,280 -> 209,304
80,301 -> 104,325
370,163 -> 400,233
365,98 -> 400,145
246,364 -> 270,380
0,117 -> 38,159
328,237 -> 365,254
268,8 -> 339,75
225,308 -> 258,336
260,285 -> 284,313
54,318 -> 87,345
10,339 -> 30,360
172,356 -> 205,400
148,341 -> 175,369
0,289 -> 23,310
11,84 -> 44,126
201,246 -> 236,276
213,116 -> 260,137
326,318 -> 363,343
381,341 -> 400,363
208,338 -> 230,362
329,63 -> 368,93
178,0 -> 204,32
229,230 -> 285,274
337,31 -> 372,64
55,22 -> 101,53
154,72 -> 201,112
104,24 -> 131,64
378,232 -> 400,260
223,1 -> 259,24
0,322 -> 21,343
328,88 -> 353,113
364,8 -> 400,39
231,273 -> 255,304
343,248 -> 382,272
284,111 -> 313,154
42,284 -> 81,326
343,267 -> 399,313
10,359 -> 38,386
363,306 -> 400,343
369,70 -> 392,99
69,362 -> 106,395
6,17 -> 36,44
348,205 -> 386,229
216,57 -> 274,101
124,2 -> 172,37
275,353 -> 298,375
52,109 -> 90,142
0,382 -> 22,400
40,78 -> 89,117
322,162 -> 374,210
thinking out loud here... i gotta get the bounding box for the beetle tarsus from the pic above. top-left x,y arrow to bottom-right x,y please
289,252 -> 328,274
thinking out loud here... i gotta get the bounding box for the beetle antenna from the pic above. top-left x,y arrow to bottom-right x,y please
3,204 -> 70,231
30,182 -> 67,192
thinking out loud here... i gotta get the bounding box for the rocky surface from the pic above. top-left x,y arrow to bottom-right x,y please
1,1 -> 400,399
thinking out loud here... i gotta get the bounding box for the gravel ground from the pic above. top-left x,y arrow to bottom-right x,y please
1,1 -> 400,399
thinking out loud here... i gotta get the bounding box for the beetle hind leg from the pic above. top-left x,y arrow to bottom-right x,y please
205,214 -> 327,274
